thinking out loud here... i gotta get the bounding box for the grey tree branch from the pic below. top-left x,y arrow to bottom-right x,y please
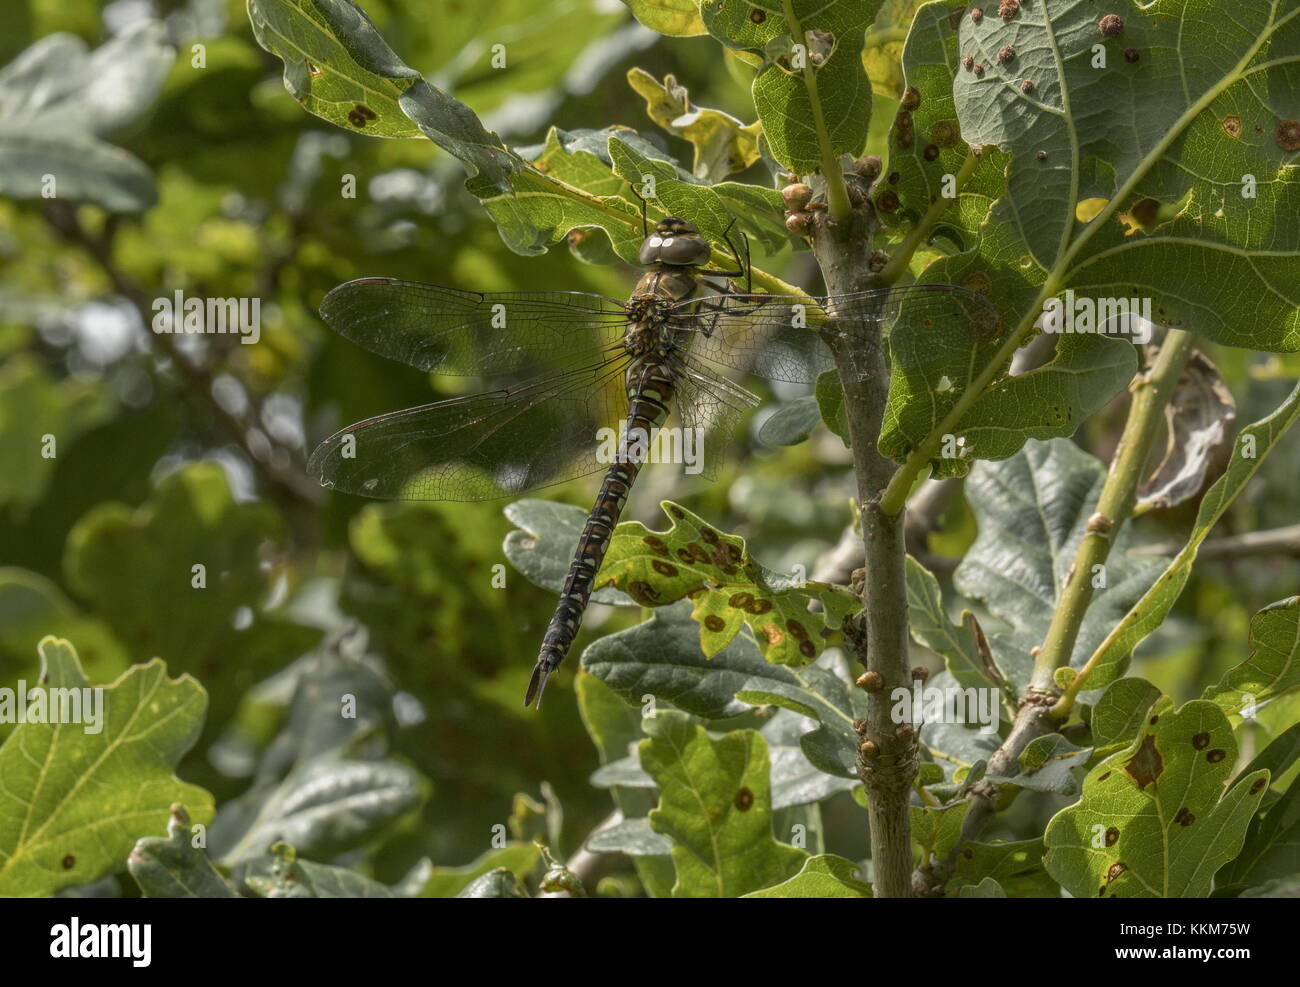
1133,523 -> 1300,560
810,177 -> 917,898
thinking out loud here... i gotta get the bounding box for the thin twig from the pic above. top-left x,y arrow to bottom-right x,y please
1033,330 -> 1196,695
913,329 -> 1199,895
1133,523 -> 1300,560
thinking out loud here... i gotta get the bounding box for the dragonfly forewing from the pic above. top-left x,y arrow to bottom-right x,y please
320,278 -> 629,378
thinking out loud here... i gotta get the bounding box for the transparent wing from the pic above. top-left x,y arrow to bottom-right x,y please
309,352 -> 632,501
670,357 -> 763,481
319,277 -> 630,376
673,283 -> 1001,383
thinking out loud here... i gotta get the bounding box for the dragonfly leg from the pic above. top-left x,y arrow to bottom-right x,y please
629,183 -> 650,238
691,293 -> 729,340
717,221 -> 751,293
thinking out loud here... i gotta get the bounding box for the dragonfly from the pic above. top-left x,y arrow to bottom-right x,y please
308,212 -> 998,707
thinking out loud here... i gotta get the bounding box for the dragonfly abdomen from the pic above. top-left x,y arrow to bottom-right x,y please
525,358 -> 678,706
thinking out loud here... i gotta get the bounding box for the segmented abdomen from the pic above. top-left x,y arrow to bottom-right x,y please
525,356 -> 677,706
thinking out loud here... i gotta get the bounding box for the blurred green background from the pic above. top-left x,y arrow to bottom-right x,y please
1,0 -> 1296,891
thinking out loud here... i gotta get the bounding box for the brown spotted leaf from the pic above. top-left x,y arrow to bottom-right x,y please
1044,700 -> 1268,898
598,501 -> 860,667
879,0 -> 1300,484
640,711 -> 807,897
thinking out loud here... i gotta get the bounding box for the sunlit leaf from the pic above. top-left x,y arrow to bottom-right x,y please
0,639 -> 213,897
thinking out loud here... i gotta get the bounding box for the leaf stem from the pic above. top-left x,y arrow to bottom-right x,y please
1036,328 -> 1197,704
878,149 -> 979,283
782,0 -> 850,219
879,275 -> 1061,515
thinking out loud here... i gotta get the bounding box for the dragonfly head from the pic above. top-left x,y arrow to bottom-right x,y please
639,217 -> 711,267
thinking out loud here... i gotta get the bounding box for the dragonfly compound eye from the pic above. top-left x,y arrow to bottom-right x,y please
641,231 -> 711,266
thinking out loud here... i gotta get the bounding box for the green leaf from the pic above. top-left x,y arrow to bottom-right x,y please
1205,597 -> 1300,716
64,463 -> 313,739
958,876 -> 1006,897
246,0 -> 518,191
990,733 -> 1091,796
0,638 -> 213,897
621,0 -> 707,37
953,439 -> 1166,681
587,817 -> 673,856
760,708 -> 859,809
484,126 -> 794,270
880,320 -> 1138,481
877,1 -> 989,233
0,23 -> 172,136
911,801 -> 970,859
1044,700 -> 1268,898
905,554 -> 1024,695
246,842 -> 397,898
457,867 -> 530,898
916,672 -> 1001,782
1091,677 -> 1167,753
0,355 -> 114,512
1217,724 -> 1300,888
582,603 -> 866,778
576,670 -> 675,896
757,396 -> 822,446
949,838 -> 1057,898
0,129 -> 157,211
700,0 -> 879,173
1083,382 -> 1300,689
529,126 -> 658,199
128,804 -> 238,898
607,136 -> 790,253
879,0 -> 1300,486
640,711 -> 807,897
949,0 -> 1300,350
211,754 -> 423,866
814,369 -> 851,445
599,501 -> 859,667
589,707 -> 857,811
0,23 -> 172,211
420,843 -> 541,898
0,568 -> 130,694
744,853 -> 871,897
